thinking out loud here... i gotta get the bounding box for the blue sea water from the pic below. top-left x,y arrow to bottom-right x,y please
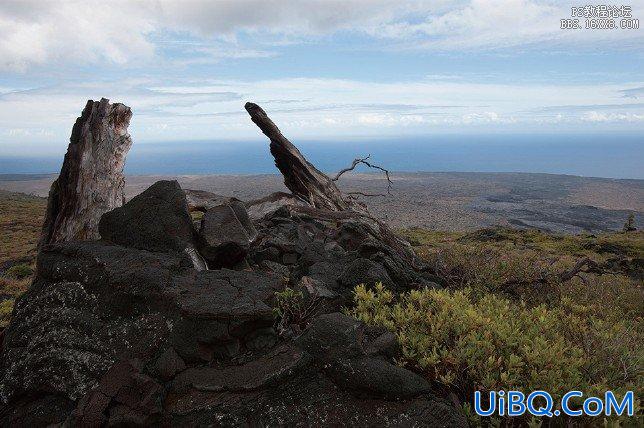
1,133 -> 642,179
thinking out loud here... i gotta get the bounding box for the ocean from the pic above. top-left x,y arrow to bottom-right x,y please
1,133 -> 642,179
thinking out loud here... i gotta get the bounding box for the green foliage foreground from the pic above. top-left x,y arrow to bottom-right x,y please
350,283 -> 642,426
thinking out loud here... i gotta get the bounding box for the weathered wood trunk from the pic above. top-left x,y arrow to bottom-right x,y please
39,98 -> 133,246
244,102 -> 424,268
245,102 -> 366,213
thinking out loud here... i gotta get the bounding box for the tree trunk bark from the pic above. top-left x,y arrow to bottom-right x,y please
39,98 -> 133,246
245,102 -> 366,214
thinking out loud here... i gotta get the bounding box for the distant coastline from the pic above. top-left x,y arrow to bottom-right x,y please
1,133 -> 642,179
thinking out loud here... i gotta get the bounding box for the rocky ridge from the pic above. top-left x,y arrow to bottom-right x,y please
0,101 -> 464,426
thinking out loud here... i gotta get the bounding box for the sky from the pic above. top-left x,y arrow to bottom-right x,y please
0,0 -> 643,158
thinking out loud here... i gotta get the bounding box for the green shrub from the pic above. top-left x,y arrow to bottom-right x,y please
350,283 -> 585,397
350,283 -> 643,425
273,287 -> 318,335
5,264 -> 33,279
273,287 -> 304,321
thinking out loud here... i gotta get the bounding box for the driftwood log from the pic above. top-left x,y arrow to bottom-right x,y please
39,98 -> 133,246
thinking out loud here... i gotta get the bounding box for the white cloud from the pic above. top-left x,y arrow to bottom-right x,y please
620,87 -> 644,99
1,76 -> 643,154
581,111 -> 644,122
0,1 -> 156,72
2,0 -> 642,72
461,111 -> 504,124
157,0 -> 410,36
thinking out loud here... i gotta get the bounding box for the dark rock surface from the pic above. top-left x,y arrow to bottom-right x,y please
198,199 -> 257,268
0,181 -> 463,426
0,103 -> 465,426
0,213 -> 465,426
99,180 -> 207,270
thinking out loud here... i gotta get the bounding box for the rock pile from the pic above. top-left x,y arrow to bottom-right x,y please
0,102 -> 464,426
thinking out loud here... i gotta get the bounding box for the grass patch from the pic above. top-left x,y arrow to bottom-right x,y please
0,190 -> 44,328
0,277 -> 31,329
5,264 -> 33,279
0,190 -> 46,266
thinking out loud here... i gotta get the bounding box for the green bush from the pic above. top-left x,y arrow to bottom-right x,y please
273,287 -> 304,321
350,283 -> 642,425
350,283 -> 586,398
273,287 -> 318,335
5,264 -> 33,279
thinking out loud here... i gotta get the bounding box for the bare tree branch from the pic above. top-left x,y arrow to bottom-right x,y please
332,154 -> 393,195
346,191 -> 387,198
333,155 -> 371,181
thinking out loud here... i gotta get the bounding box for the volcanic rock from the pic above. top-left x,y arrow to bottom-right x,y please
70,359 -> 163,426
198,199 -> 257,268
98,180 -> 207,270
339,257 -> 394,289
0,102 -> 465,426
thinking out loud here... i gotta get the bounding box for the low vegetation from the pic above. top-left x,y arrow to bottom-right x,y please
0,190 -> 46,266
0,189 -> 641,425
0,190 -> 45,328
273,286 -> 319,336
352,227 -> 643,426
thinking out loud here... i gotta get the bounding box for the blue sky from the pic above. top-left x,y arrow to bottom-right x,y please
0,0 -> 643,157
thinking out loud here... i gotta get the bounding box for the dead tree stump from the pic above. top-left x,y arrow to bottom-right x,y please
39,98 -> 133,246
245,102 -> 367,214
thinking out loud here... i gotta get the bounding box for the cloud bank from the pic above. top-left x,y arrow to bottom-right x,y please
2,76 -> 642,153
1,0 -> 643,71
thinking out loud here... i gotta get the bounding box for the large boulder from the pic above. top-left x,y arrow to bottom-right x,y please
98,180 -> 206,270
0,236 -> 465,427
0,241 -> 282,404
339,257 -> 394,289
198,200 -> 257,268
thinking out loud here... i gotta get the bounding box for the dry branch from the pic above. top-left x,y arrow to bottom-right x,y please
332,154 -> 393,195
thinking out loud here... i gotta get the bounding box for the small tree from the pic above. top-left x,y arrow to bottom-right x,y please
623,213 -> 636,232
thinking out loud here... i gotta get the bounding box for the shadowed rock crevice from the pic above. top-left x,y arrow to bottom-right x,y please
0,102 -> 464,426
